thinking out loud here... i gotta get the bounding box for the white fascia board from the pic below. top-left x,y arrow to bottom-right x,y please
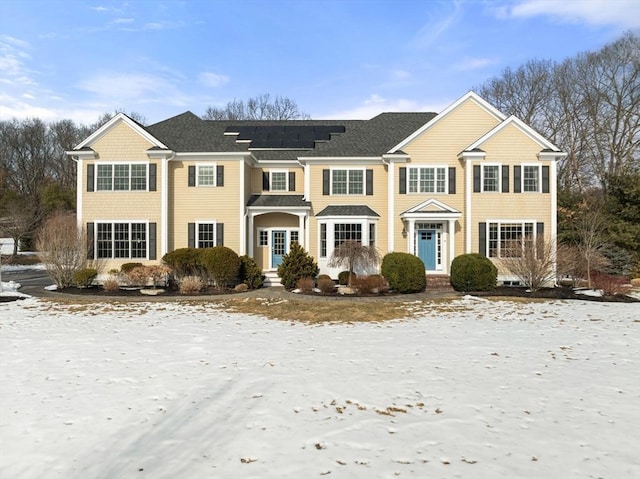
75,113 -> 167,150
65,149 -> 96,159
248,206 -> 311,214
466,116 -> 562,152
174,152 -> 249,160
403,198 -> 461,214
256,160 -> 302,168
458,150 -> 486,160
400,211 -> 462,220
146,149 -> 175,159
297,157 -> 383,165
316,215 -> 379,221
538,151 -> 568,161
389,91 -> 507,153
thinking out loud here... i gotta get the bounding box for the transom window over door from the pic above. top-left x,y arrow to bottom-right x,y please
408,167 -> 446,193
332,169 -> 363,195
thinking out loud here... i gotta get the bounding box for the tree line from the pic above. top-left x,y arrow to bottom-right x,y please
1,36 -> 638,274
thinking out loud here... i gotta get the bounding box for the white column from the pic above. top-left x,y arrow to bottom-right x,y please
248,212 -> 255,257
298,213 -> 305,249
465,160 -> 472,253
387,161 -> 395,252
161,157 -> 169,257
76,159 -> 83,229
448,219 -> 455,274
407,219 -> 415,255
239,162 -> 246,255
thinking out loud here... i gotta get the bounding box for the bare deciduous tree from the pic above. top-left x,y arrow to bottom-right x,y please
203,94 -> 310,120
499,236 -> 556,291
327,240 -> 380,287
36,212 -> 87,288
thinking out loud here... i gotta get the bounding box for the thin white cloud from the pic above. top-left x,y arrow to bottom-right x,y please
412,0 -> 462,49
454,57 -> 497,71
199,72 -> 230,88
112,18 -> 134,24
501,0 -> 640,29
320,94 -> 450,120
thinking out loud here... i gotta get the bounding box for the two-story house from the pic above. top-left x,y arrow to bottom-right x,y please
67,92 -> 566,285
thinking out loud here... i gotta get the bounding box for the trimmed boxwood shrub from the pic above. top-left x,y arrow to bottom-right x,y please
450,253 -> 497,292
72,268 -> 98,288
317,276 -> 335,294
381,252 -> 426,293
201,246 -> 240,289
238,255 -> 264,289
162,248 -> 204,278
121,262 -> 143,274
277,242 -> 319,290
338,270 -> 351,286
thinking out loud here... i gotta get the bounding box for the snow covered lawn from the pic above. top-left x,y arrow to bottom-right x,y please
1,297 -> 638,478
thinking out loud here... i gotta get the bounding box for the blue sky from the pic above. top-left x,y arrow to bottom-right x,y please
1,0 -> 638,125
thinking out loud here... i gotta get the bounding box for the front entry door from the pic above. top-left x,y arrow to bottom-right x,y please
271,230 -> 286,268
417,229 -> 436,270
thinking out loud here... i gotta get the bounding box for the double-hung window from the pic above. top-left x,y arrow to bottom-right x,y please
270,171 -> 288,191
197,165 -> 215,186
408,166 -> 446,193
488,222 -> 534,258
96,222 -> 147,259
522,165 -> 540,192
96,163 -> 148,191
482,165 -> 500,192
332,169 -> 363,195
197,223 -> 216,248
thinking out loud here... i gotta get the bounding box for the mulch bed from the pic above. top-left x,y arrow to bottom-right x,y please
474,286 -> 639,303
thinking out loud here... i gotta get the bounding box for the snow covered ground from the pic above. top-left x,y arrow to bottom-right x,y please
1,295 -> 639,479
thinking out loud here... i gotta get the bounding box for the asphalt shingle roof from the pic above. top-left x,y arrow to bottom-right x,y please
246,195 -> 310,208
144,111 -> 436,159
315,205 -> 380,217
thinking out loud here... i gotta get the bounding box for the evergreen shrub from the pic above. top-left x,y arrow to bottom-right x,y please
201,246 -> 240,289
72,268 -> 98,288
317,276 -> 335,294
450,253 -> 497,292
337,270 -> 351,285
238,255 -> 264,289
162,248 -> 204,278
277,242 -> 319,290
121,262 -> 143,274
381,252 -> 426,293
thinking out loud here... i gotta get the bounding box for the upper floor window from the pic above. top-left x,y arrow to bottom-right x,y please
270,171 -> 288,191
332,169 -> 363,195
96,163 -> 148,191
197,165 -> 216,186
522,165 -> 540,192
482,165 -> 500,192
408,166 -> 446,193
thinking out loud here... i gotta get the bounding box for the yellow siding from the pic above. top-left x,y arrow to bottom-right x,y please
92,121 -> 155,161
169,160 -> 241,252
250,167 -> 304,195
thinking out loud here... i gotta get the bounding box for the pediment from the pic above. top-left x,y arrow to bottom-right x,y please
402,198 -> 460,215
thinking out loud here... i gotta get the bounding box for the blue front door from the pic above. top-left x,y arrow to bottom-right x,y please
417,230 -> 436,270
271,230 -> 286,268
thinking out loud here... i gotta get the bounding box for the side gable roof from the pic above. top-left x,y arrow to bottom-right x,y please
463,115 -> 562,153
74,112 -> 167,150
389,91 -> 506,153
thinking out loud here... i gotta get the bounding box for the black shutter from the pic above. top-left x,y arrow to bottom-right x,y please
501,165 -> 509,193
366,169 -> 373,195
542,166 -> 550,193
87,164 -> 94,192
399,167 -> 406,194
473,165 -> 481,192
148,223 -> 157,260
149,164 -> 157,191
188,223 -> 195,248
263,172 -> 269,191
536,222 -> 545,257
86,222 -> 94,259
188,166 -> 196,187
323,169 -> 330,195
479,223 -> 487,256
216,165 -> 224,187
289,171 -> 295,191
216,223 -> 224,246
514,166 -> 521,193
448,167 -> 456,194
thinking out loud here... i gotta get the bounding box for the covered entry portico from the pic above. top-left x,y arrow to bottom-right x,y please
246,195 -> 311,270
400,199 -> 461,274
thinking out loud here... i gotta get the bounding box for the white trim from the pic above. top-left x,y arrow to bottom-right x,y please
465,116 -> 562,152
66,149 -> 96,160
521,163 -> 542,193
401,198 -> 461,215
484,220 -> 538,259
239,162 -> 246,255
174,151 -> 248,159
195,163 -> 217,187
405,165 -> 449,194
269,169 -> 289,192
480,163 -> 502,193
329,167 -> 366,196
390,91 -> 506,153
75,113 -> 167,150
297,157 -> 383,166
465,160 -> 472,253
387,160 -> 395,252
161,156 -> 171,258
93,220 -> 151,260
76,159 -> 83,230
93,161 -> 151,192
